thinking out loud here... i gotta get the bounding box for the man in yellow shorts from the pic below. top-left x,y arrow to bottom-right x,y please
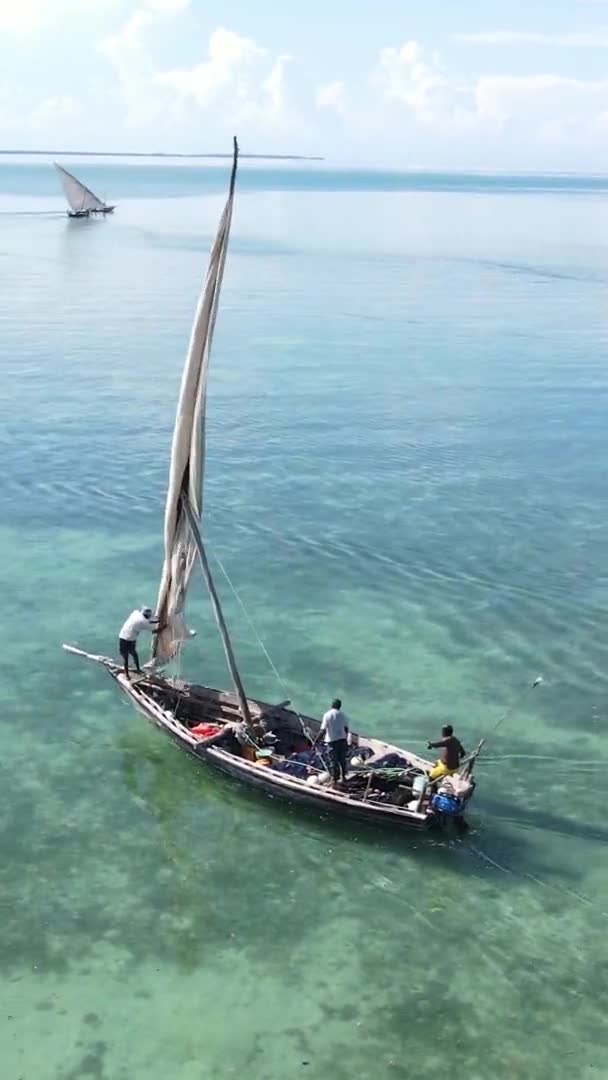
427,724 -> 466,782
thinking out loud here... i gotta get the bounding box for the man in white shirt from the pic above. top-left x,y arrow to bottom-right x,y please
314,698 -> 350,785
118,607 -> 160,678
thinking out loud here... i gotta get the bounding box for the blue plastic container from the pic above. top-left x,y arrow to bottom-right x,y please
432,793 -> 463,817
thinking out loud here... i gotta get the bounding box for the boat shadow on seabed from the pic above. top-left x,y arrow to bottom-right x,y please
117,728 -> 586,896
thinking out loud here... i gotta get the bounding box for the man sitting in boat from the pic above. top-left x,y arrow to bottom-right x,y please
314,699 -> 350,786
118,607 -> 160,679
427,724 -> 466,782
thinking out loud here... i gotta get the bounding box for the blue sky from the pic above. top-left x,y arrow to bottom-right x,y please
3,0 -> 608,168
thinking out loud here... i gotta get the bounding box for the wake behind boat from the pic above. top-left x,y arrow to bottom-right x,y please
63,137 -> 482,833
54,162 -> 115,217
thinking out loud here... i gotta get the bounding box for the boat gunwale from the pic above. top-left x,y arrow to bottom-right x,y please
112,667 -> 435,828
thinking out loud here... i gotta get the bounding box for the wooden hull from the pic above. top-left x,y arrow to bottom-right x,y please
67,206 -> 115,218
200,744 -> 433,830
109,668 -> 445,833
62,646 -> 475,833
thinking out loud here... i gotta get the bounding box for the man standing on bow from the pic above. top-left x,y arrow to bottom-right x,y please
118,607 -> 161,679
315,698 -> 350,785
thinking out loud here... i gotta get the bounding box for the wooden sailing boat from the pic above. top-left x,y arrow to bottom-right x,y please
63,138 -> 480,832
54,162 -> 115,218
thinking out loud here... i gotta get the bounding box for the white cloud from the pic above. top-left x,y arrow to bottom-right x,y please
9,8 -> 608,166
99,11 -> 150,60
456,29 -> 608,47
96,0 -> 194,131
263,54 -> 293,115
475,73 -> 608,130
156,27 -> 267,107
316,81 -> 346,116
0,0 -> 45,32
97,14 -> 313,145
369,36 -> 608,163
376,40 -> 449,119
99,0 -> 188,63
374,39 -> 476,133
0,86 -> 86,144
0,0 -> 117,34
155,29 -> 307,135
147,0 -> 189,11
30,95 -> 82,124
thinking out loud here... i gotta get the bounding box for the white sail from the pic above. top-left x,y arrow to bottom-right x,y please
153,140 -> 238,665
54,162 -> 106,213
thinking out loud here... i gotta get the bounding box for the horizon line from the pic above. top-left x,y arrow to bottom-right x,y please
0,149 -> 325,161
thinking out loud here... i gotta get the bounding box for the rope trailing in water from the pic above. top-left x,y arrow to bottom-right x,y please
469,675 -> 544,772
211,550 -> 316,745
491,675 -> 543,734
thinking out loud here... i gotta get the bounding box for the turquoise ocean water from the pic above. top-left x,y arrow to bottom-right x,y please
1,160 -> 607,1079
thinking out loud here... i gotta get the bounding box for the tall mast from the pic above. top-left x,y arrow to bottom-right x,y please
153,137 -> 251,723
181,495 -> 251,724
184,139 -> 250,722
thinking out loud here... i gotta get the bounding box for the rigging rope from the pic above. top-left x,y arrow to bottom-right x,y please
212,551 -> 289,697
211,550 -> 316,744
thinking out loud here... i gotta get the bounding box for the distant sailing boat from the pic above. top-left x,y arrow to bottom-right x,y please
54,162 -> 115,218
63,136 -> 481,833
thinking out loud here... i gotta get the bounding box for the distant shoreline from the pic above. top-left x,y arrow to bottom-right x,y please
0,150 -> 324,161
